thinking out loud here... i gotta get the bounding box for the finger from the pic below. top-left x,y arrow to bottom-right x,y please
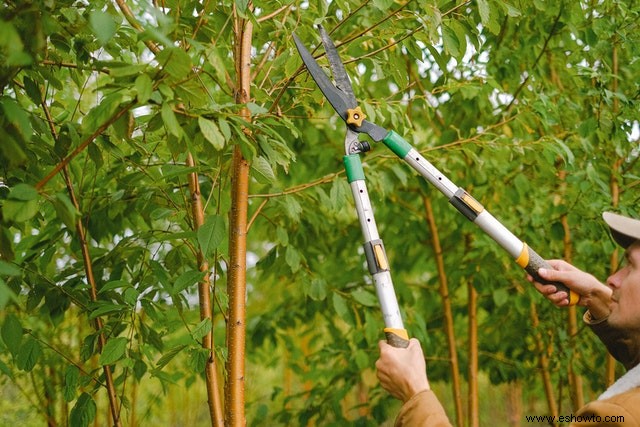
548,291 -> 569,306
533,282 -> 558,295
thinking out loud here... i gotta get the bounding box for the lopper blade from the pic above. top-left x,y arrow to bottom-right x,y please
317,25 -> 357,110
292,32 -> 350,123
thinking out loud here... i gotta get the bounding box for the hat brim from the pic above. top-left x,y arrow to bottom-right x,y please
603,211 -> 640,248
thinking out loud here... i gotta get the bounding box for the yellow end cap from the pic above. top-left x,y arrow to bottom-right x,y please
568,290 -> 580,306
516,243 -> 529,268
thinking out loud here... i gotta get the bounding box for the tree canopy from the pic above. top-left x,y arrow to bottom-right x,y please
1,0 -> 639,425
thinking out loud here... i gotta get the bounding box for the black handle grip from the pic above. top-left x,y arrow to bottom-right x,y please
384,328 -> 410,348
524,247 -> 579,305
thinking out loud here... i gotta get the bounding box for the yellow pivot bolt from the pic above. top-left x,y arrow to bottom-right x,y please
346,106 -> 366,127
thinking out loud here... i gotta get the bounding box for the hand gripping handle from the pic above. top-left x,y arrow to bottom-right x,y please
520,245 -> 580,306
384,328 -> 410,348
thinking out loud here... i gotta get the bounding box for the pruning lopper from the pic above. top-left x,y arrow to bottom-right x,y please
293,26 -> 578,348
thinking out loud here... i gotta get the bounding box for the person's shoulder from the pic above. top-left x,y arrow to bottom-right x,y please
607,386 -> 640,404
578,388 -> 640,425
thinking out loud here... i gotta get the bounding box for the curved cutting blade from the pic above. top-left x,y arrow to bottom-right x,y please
292,32 -> 350,122
318,25 -> 357,110
293,30 -> 389,142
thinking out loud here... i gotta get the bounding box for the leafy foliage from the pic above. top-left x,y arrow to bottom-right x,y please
1,0 -> 639,424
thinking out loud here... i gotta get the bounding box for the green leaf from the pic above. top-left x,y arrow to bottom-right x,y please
351,288 -> 378,307
235,0 -> 250,17
442,21 -> 462,59
161,103 -> 182,138
88,303 -> 127,319
492,288 -> 509,307
1,314 -> 23,355
135,73 -> 153,104
477,0 -> 491,28
63,365 -> 80,402
0,97 -> 32,141
332,293 -> 350,320
198,116 -> 226,150
98,279 -> 129,294
173,270 -> 205,295
0,260 -> 21,276
197,214 -> 225,257
0,280 -> 17,309
252,156 -> 276,184
2,199 -> 38,222
191,318 -> 212,340
307,278 -> 327,301
155,344 -> 187,370
82,92 -> 123,133
16,337 -> 42,371
99,337 -> 128,365
285,246 -> 301,272
156,48 -> 192,81
70,393 -> 96,427
373,0 -> 394,11
123,288 -> 139,306
89,10 -> 116,46
8,183 -> 38,201
0,359 -> 13,379
218,118 -> 231,140
52,193 -> 79,229
188,347 -> 208,373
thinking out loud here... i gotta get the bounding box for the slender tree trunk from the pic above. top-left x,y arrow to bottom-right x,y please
531,303 -> 558,426
506,381 -> 522,427
467,278 -> 478,427
38,89 -> 121,427
67,172 -> 121,427
554,170 -> 584,410
423,197 -> 464,427
606,156 -> 622,386
45,366 -> 57,427
226,4 -> 253,425
187,154 -> 225,427
605,41 -> 622,387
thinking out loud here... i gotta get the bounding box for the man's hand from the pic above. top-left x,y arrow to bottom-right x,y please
528,259 -> 612,319
376,338 -> 430,403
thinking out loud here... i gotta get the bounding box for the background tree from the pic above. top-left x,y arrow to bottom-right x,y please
1,0 -> 639,425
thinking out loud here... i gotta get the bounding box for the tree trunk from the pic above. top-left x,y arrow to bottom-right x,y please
506,381 -> 522,427
531,303 -> 558,426
187,153 -> 225,427
226,4 -> 253,425
39,87 -> 122,426
467,278 -> 479,427
423,196 -> 464,427
554,170 -> 584,410
605,41 -> 622,388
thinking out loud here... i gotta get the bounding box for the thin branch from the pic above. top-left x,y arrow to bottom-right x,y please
37,86 -> 122,426
256,4 -> 291,23
114,0 -> 160,54
249,171 -> 341,198
35,100 -> 136,191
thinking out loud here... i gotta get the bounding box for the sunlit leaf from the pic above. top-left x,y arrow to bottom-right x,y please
89,10 -> 116,46
198,116 -> 225,150
198,214 -> 225,257
99,337 -> 128,365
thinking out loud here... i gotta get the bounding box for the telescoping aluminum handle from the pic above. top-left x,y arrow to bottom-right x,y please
344,153 -> 410,348
381,130 -> 579,306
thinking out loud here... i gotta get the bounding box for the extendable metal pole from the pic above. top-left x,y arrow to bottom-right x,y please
381,130 -> 579,305
344,154 -> 410,348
